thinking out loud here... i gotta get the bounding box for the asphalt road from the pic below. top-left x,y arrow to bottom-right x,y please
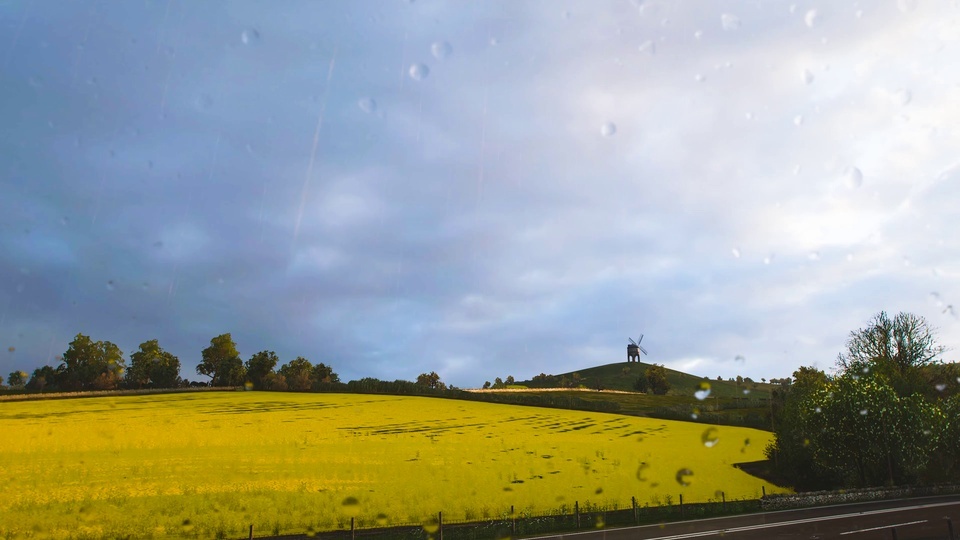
533,496 -> 960,540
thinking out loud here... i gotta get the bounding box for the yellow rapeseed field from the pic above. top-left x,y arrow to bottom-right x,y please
0,391 -> 786,538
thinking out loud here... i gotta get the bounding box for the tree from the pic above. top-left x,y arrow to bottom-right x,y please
482,381 -> 491,389
646,364 -> 670,395
245,350 -> 279,389
58,334 -> 125,390
633,370 -> 650,393
310,362 -> 340,386
416,371 -> 446,390
25,365 -> 59,392
126,340 -> 181,389
838,311 -> 945,398
766,366 -> 832,489
7,370 -> 27,388
505,375 -> 515,386
278,357 -> 313,391
493,377 -> 504,389
736,375 -> 744,388
197,333 -> 245,386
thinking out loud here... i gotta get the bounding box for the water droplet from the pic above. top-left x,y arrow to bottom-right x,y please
694,30 -> 703,40
240,28 -> 260,45
897,0 -> 918,12
936,383 -> 947,392
7,347 -> 14,353
793,115 -> 804,126
763,254 -> 774,265
808,251 -> 821,261
594,487 -> 603,494
638,40 -> 656,55
804,9 -> 818,27
244,381 -> 254,390
358,97 -> 377,114
422,517 -> 440,534
802,69 -> 814,85
895,89 -> 912,106
843,166 -> 863,188
731,248 -> 741,258
341,496 -> 361,517
595,515 -> 605,528
600,122 -> 617,137
742,388 -> 750,395
106,280 -> 116,291
489,37 -> 500,46
181,519 -> 194,533
408,63 -> 430,81
675,468 -> 693,486
636,462 -> 650,481
694,73 -> 705,83
376,514 -> 389,526
734,355 -> 745,363
196,93 -> 214,111
694,382 -> 711,401
701,427 -> 719,448
859,409 -> 868,416
431,41 -> 452,60
720,13 -> 741,31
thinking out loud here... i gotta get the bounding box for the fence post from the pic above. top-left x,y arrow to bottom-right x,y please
511,505 -> 516,537
761,485 -> 766,498
721,491 -> 725,511
890,527 -> 898,540
575,501 -> 580,529
248,524 -> 253,540
351,517 -> 355,540
947,518 -> 956,540
439,511 -> 443,540
679,494 -> 683,518
632,496 -> 638,525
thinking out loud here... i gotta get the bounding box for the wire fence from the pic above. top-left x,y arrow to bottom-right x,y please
248,492 -> 765,540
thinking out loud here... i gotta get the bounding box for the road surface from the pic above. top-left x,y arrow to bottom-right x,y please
534,496 -> 960,540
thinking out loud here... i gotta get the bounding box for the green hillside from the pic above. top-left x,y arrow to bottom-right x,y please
515,362 -> 775,399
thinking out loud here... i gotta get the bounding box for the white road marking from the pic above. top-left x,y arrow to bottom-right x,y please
839,520 -> 927,535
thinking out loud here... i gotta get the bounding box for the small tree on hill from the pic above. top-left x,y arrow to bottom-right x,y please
633,371 -> 650,393
647,364 -> 670,395
197,333 -> 245,387
7,370 -> 27,388
245,350 -> 279,389
416,371 -> 446,390
278,357 -> 313,391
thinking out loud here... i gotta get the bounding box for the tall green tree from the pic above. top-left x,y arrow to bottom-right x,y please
59,334 -> 125,390
278,356 -> 313,391
25,365 -> 59,391
310,362 -> 339,386
416,371 -> 446,390
6,370 -> 27,388
197,333 -> 245,386
646,364 -> 670,395
126,340 -> 181,389
245,350 -> 279,389
838,311 -> 945,398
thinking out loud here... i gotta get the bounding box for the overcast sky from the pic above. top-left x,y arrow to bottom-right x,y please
1,0 -> 958,388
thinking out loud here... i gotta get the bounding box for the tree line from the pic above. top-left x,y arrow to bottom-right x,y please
2,332 -> 341,392
769,311 -> 960,490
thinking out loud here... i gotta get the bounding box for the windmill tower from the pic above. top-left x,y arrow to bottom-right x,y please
627,335 -> 648,363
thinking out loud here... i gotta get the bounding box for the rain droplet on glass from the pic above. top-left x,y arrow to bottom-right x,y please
897,0 -> 918,13
358,97 -> 377,114
675,468 -> 693,486
843,166 -> 863,188
804,9 -> 817,27
731,247 -> 741,259
694,382 -> 711,401
241,28 -> 260,46
701,427 -> 719,448
894,89 -> 911,106
600,122 -> 617,137
638,40 -> 656,55
431,41 -> 452,60
793,115 -> 804,126
808,251 -> 820,261
408,63 -> 430,81
720,13 -> 741,30
802,69 -> 814,85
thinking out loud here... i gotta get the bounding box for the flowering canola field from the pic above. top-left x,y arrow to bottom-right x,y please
0,391 -> 785,538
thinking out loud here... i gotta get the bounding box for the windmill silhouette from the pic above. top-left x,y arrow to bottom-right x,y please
627,335 -> 648,363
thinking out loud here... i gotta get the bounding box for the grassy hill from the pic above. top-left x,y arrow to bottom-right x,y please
514,362 -> 776,399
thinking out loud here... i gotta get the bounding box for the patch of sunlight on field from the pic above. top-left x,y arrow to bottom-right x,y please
0,392 -> 787,538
